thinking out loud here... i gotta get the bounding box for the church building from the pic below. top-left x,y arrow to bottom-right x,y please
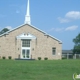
0,0 -> 62,60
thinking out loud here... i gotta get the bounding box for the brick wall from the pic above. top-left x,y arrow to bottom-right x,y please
0,24 -> 62,60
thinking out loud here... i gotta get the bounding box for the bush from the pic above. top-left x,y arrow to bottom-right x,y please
38,57 -> 41,60
2,57 -> 6,59
62,57 -> 67,59
44,57 -> 48,60
8,56 -> 12,59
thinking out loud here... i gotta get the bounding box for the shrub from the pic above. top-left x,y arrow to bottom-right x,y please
8,56 -> 12,59
38,57 -> 41,60
44,57 -> 48,60
2,56 -> 6,59
62,57 -> 67,59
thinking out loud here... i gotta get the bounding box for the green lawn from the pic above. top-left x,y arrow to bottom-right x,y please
0,60 -> 80,80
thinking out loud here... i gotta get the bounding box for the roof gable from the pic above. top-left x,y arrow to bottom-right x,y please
0,23 -> 62,43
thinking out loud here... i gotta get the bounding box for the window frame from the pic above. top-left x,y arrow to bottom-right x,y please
22,39 -> 31,47
52,47 -> 56,55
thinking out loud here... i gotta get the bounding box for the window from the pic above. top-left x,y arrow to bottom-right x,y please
52,48 -> 56,55
22,49 -> 25,58
22,39 -> 30,47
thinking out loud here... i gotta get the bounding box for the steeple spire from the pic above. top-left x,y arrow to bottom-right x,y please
24,0 -> 31,24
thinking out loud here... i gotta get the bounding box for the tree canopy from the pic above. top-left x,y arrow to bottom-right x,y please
73,33 -> 80,54
0,28 -> 9,35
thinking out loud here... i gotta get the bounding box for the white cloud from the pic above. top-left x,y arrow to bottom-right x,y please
6,26 -> 12,30
55,28 -> 64,32
48,27 -> 64,32
58,17 -> 70,23
48,25 -> 78,32
58,11 -> 80,23
65,25 -> 78,31
65,11 -> 80,19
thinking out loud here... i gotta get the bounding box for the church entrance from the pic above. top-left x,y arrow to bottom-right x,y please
21,39 -> 31,59
16,33 -> 36,59
22,49 -> 30,59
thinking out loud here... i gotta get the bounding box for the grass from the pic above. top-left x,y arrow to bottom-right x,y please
0,59 -> 80,80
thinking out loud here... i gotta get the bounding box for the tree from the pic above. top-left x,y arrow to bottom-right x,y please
0,28 -> 9,35
73,33 -> 80,54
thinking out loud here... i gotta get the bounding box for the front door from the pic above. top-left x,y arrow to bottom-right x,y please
21,39 -> 31,59
22,49 -> 30,59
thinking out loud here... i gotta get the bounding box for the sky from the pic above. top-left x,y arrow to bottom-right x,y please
0,0 -> 80,50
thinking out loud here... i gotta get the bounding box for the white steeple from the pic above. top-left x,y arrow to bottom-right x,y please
24,0 -> 31,24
